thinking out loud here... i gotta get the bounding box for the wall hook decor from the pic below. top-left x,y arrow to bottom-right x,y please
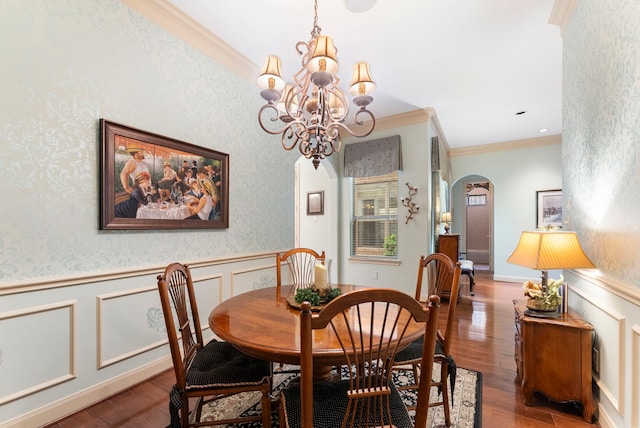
400,182 -> 419,224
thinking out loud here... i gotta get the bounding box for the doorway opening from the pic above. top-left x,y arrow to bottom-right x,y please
464,180 -> 493,273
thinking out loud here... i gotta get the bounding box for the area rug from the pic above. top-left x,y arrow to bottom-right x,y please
200,363 -> 482,427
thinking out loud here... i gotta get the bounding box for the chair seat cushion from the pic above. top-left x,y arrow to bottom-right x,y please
394,337 -> 445,364
459,260 -> 474,273
281,379 -> 412,428
185,340 -> 271,388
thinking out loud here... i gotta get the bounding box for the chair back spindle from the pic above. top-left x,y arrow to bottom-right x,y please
276,248 -> 326,299
297,289 -> 441,428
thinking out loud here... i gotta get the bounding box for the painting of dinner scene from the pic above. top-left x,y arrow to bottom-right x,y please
100,120 -> 229,230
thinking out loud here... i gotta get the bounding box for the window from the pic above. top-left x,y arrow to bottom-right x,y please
467,194 -> 487,206
351,172 -> 398,258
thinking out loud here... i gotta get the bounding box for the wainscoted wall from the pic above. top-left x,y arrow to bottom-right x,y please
0,1 -> 295,425
562,1 -> 640,427
0,253 -> 278,427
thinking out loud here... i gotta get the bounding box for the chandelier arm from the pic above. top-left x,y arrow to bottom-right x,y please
281,123 -> 305,151
299,139 -> 315,159
319,138 -> 340,158
323,114 -> 374,139
295,41 -> 312,69
258,104 -> 297,136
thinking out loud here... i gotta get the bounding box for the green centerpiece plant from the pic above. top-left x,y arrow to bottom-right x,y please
294,285 -> 341,306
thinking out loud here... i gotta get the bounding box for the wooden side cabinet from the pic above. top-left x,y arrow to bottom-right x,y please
513,300 -> 596,423
436,234 -> 459,298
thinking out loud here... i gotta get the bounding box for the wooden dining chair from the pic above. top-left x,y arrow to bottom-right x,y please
274,248 -> 326,373
276,247 -> 326,299
391,253 -> 462,427
279,288 -> 441,428
157,262 -> 273,428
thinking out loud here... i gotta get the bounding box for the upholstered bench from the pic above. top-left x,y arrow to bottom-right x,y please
459,260 -> 475,296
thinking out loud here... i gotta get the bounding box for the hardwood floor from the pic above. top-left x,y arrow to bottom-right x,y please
45,274 -> 599,427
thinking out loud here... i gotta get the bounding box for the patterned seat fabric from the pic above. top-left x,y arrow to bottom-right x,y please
281,378 -> 412,428
186,340 -> 272,387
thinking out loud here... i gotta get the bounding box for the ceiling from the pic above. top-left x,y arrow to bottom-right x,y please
162,0 -> 563,150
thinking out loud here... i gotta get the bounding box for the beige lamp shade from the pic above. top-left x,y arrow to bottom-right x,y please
349,62 -> 376,96
257,55 -> 285,91
441,212 -> 452,223
507,231 -> 595,270
307,35 -> 339,74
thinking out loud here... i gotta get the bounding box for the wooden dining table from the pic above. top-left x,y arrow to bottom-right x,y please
208,284 -> 425,380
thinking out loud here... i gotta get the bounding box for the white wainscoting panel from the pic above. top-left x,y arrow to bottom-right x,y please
632,324 -> 640,428
96,285 -> 167,369
572,286 -> 625,413
96,273 -> 222,369
230,263 -> 276,296
0,301 -> 77,405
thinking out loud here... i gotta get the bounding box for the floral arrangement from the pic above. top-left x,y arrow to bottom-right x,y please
294,285 -> 341,306
522,275 -> 564,310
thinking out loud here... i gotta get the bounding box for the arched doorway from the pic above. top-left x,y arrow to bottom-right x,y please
452,175 -> 494,273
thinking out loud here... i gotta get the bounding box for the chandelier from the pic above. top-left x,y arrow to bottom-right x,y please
257,0 -> 376,169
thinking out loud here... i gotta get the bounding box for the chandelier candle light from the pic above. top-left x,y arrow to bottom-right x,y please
256,0 -> 376,169
507,231 -> 595,316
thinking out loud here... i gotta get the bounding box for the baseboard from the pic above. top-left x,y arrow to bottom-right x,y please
2,356 -> 172,428
492,274 -> 532,283
596,402 -> 614,428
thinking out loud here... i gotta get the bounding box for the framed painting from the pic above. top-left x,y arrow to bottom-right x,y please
307,191 -> 324,215
536,189 -> 562,230
100,119 -> 229,230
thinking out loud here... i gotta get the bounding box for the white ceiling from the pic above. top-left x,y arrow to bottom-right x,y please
163,0 -> 562,150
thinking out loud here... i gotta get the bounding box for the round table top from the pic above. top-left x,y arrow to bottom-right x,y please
209,284 -> 424,366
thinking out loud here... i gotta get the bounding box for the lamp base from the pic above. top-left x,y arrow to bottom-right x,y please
524,309 -> 561,318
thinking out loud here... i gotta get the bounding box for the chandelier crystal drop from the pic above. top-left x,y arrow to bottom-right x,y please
257,0 -> 376,169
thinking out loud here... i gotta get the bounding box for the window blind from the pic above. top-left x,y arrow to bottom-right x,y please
351,172 -> 398,257
343,135 -> 402,178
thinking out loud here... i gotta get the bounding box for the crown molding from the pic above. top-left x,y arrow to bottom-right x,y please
450,134 -> 562,157
372,108 -> 431,130
549,0 -> 577,34
120,0 -> 256,81
343,108 -> 455,153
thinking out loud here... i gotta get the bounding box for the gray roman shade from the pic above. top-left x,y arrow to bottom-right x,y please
343,135 -> 402,177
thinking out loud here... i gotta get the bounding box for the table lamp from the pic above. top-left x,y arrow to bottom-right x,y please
507,231 -> 595,312
441,212 -> 452,234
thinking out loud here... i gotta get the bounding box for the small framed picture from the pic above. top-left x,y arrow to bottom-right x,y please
307,191 -> 324,215
536,189 -> 562,229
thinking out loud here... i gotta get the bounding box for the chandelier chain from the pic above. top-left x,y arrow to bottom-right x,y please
311,0 -> 321,38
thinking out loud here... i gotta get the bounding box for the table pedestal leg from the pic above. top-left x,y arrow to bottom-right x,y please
313,364 -> 338,382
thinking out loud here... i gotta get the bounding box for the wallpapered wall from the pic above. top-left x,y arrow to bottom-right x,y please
563,0 -> 640,288
0,0 -> 297,284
